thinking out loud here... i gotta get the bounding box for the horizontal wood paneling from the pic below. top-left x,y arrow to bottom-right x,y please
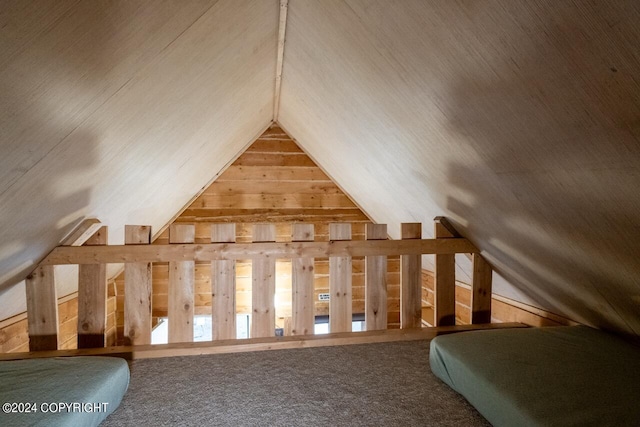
156,223 -> 366,243
232,152 -> 317,167
1,293 -> 117,353
421,270 -> 576,327
207,181 -> 345,195
194,194 -> 355,209
244,139 -> 303,153
219,166 -> 331,181
178,209 -> 366,223
0,319 -> 28,354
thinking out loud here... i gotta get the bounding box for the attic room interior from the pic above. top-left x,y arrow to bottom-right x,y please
1,0 -> 639,425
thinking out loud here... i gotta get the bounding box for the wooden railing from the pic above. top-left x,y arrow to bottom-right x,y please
25,219 -> 492,351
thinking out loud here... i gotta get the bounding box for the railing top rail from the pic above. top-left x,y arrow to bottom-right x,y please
41,238 -> 478,265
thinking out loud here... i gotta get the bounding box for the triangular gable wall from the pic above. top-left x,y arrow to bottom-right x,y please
174,125 -> 370,227
114,125 -> 402,341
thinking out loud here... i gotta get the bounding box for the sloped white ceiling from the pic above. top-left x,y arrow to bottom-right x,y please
0,0 -> 277,319
1,0 -> 639,337
278,0 -> 640,335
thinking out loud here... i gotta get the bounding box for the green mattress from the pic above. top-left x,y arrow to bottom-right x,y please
0,356 -> 129,427
430,326 -> 640,426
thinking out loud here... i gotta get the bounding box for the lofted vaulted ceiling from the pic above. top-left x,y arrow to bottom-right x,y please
1,0 -> 639,336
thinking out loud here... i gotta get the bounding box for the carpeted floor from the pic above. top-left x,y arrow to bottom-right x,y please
102,340 -> 489,426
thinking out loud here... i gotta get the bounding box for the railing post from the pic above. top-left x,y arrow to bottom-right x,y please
26,265 -> 59,351
329,223 -> 352,333
168,224 -> 195,343
251,224 -> 276,338
434,217 -> 456,326
400,223 -> 422,329
365,223 -> 387,331
124,225 -> 152,345
211,223 -> 237,340
471,254 -> 493,323
291,223 -> 315,335
77,226 -> 108,348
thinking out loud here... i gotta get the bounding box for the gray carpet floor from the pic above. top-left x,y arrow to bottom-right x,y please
102,340 -> 489,426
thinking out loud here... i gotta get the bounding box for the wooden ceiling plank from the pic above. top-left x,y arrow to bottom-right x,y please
273,0 -> 289,122
0,0 -> 278,321
278,0 -> 640,335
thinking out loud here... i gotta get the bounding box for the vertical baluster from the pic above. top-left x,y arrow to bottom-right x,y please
251,224 -> 276,338
434,217 -> 456,326
168,224 -> 195,343
212,223 -> 237,340
329,223 -> 352,333
291,224 -> 314,335
471,254 -> 493,324
401,223 -> 422,329
124,225 -> 152,345
26,265 -> 59,351
365,223 -> 387,331
77,226 -> 108,348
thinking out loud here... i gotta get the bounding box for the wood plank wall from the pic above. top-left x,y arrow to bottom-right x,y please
114,125 -> 400,343
420,271 -> 576,327
0,289 -> 117,353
